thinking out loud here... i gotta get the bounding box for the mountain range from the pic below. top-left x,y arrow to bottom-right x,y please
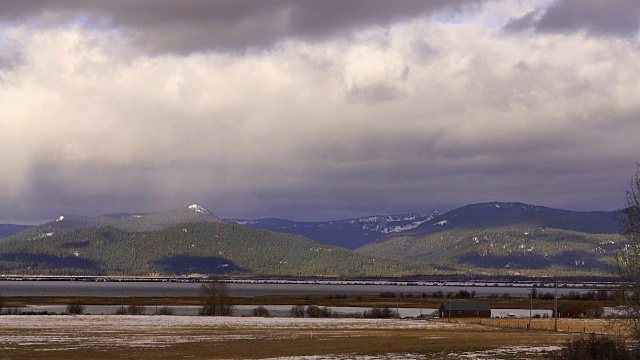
0,205 -> 432,277
226,210 -> 443,249
2,204 -> 222,241
356,203 -> 621,275
0,202 -> 625,277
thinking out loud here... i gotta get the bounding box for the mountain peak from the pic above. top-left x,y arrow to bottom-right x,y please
188,204 -> 209,214
427,210 -> 443,219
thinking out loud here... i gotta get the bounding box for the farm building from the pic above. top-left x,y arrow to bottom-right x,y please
555,304 -> 584,318
554,303 -> 603,318
439,301 -> 491,318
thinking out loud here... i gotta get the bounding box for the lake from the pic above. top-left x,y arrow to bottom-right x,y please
0,279 -> 608,298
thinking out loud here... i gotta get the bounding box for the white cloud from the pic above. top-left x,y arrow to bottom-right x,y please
1,1 -> 639,221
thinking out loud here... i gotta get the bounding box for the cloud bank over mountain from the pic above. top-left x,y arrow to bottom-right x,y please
1,0 -> 639,222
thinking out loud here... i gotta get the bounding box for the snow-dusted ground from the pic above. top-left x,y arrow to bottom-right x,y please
0,315 -> 567,358
0,315 -> 474,352
265,346 -> 564,360
455,346 -> 563,359
0,315 -> 468,330
266,355 -> 431,360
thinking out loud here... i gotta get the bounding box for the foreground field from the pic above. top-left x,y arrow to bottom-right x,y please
0,315 -> 608,359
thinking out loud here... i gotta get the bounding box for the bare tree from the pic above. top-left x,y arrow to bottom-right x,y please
199,276 -> 234,316
0,292 -> 5,314
290,305 -> 305,317
306,305 -> 332,318
126,304 -> 146,315
616,164 -> 640,339
66,303 -> 85,315
251,306 -> 271,317
156,306 -> 175,315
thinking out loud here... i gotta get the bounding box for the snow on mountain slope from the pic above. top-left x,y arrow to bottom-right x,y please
226,210 -> 442,249
3,205 -> 222,242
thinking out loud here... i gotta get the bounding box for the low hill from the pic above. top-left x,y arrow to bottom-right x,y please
389,202 -> 620,241
226,211 -> 443,249
3,204 -> 222,242
356,203 -> 624,276
0,222 -> 426,277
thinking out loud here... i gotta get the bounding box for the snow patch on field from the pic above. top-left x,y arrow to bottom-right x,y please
0,315 -> 478,353
0,315 -> 565,357
268,355 -> 426,360
0,315 -> 467,330
264,346 -> 563,360
456,345 -> 562,359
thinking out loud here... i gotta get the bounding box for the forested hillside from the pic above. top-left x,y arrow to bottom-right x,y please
0,222 -> 427,277
4,204 -> 222,242
226,211 -> 442,249
392,202 -> 620,240
0,202 -> 625,277
356,225 -> 623,276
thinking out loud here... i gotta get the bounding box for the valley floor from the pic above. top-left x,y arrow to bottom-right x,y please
0,315 -> 612,359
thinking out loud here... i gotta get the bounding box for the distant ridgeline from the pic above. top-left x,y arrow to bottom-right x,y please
355,202 -> 622,276
0,202 -> 624,277
225,210 -> 443,249
0,224 -> 32,239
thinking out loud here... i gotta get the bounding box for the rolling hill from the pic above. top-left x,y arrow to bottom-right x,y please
356,202 -> 623,276
0,222 -> 427,277
392,202 -> 620,238
2,204 -> 223,242
0,201 -> 627,277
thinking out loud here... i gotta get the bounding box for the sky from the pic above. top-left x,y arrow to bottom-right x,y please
1,0 -> 640,224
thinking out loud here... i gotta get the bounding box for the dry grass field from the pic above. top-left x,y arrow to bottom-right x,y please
0,294 -> 623,359
470,318 -> 618,334
0,315 -> 608,359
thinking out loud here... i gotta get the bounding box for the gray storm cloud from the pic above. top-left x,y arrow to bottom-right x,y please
1,0 -> 640,223
0,0 -> 483,54
505,0 -> 640,36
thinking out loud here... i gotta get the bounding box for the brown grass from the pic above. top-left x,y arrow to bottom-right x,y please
459,317 -> 618,334
0,294 -> 620,359
0,316 -> 586,359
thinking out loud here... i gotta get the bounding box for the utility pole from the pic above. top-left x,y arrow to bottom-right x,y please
528,288 -> 533,330
554,281 -> 558,331
448,299 -> 451,322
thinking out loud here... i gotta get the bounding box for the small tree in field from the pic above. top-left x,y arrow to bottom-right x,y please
251,306 -> 271,317
616,164 -> 640,339
199,276 -> 234,316
66,303 -> 85,315
306,305 -> 332,318
156,306 -> 175,315
290,305 -> 305,317
126,304 -> 146,315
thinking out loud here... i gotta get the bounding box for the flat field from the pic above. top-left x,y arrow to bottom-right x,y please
0,315 -> 613,359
